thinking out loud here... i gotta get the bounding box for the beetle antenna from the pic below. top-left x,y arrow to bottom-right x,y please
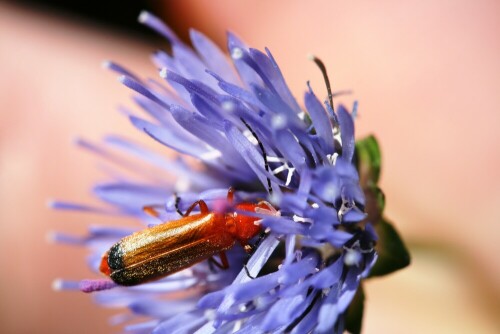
240,117 -> 272,195
310,55 -> 334,114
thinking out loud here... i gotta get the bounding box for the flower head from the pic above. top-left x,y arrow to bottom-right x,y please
52,11 -> 409,334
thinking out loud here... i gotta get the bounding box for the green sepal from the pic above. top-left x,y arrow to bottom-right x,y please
345,284 -> 365,334
355,135 -> 381,186
369,218 -> 411,277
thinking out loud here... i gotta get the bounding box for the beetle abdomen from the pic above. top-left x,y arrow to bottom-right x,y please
110,235 -> 234,285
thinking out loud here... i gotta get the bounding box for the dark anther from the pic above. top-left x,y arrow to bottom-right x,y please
311,56 -> 334,114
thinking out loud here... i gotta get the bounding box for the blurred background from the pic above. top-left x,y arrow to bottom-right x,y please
0,0 -> 499,333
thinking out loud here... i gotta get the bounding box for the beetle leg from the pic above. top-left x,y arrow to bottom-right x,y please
227,187 -> 234,205
142,205 -> 163,218
241,231 -> 269,279
184,200 -> 209,216
219,251 -> 229,269
207,252 -> 229,272
240,243 -> 257,279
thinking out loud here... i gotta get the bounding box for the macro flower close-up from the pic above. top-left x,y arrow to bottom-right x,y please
2,1 -> 499,334
50,11 -> 408,333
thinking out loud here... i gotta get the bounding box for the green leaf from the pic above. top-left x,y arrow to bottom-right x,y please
369,218 -> 411,277
345,285 -> 365,334
355,135 -> 381,187
364,185 -> 385,222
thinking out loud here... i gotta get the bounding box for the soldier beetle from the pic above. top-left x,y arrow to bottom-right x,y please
99,189 -> 274,286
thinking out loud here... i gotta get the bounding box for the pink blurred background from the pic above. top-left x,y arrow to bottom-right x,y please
0,0 -> 499,333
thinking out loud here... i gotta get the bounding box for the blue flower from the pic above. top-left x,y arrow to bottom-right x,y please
52,11 -> 379,333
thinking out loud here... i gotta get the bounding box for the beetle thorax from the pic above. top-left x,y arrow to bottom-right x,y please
231,203 -> 262,242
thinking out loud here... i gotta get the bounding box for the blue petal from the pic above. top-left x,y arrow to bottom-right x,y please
264,47 -> 303,112
170,105 -> 246,168
290,299 -> 321,334
261,294 -> 306,331
190,94 -> 226,130
209,71 -> 263,110
130,299 -> 193,318
165,71 -> 220,105
130,116 -> 209,158
260,217 -> 308,235
316,289 -> 340,333
103,136 -> 221,189
279,255 -> 318,285
224,121 -> 276,194
93,183 -> 168,207
310,257 -> 344,289
125,320 -> 159,332
337,268 -> 360,311
273,128 -> 307,169
305,85 -> 335,154
230,272 -> 280,303
190,29 -> 239,85
227,32 -> 263,88
337,104 -> 355,162
119,75 -> 170,110
172,44 -> 212,84
138,11 -> 183,45
102,60 -> 141,82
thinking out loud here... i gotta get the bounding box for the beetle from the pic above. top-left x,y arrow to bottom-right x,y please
99,188 -> 274,286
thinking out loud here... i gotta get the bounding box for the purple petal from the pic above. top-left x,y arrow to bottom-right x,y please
264,48 -> 303,112
310,257 -> 344,289
227,32 -> 263,88
130,116 -> 209,158
261,294 -> 306,331
190,94 -> 225,130
125,320 -> 159,332
290,299 -> 321,334
232,236 -> 280,284
224,121 -> 276,194
272,129 -> 306,170
278,255 -> 318,285
229,272 -> 280,303
316,289 -> 340,333
48,200 -> 118,215
119,75 -> 170,110
172,44 -> 217,90
209,71 -> 263,109
93,183 -> 168,207
260,217 -> 308,235
337,104 -> 355,162
190,29 -> 239,85
103,136 -> 218,188
165,70 -> 219,105
198,290 -> 225,309
130,299 -> 194,318
102,60 -> 141,82
138,11 -> 182,45
170,105 -> 246,168
337,268 -> 361,311
305,85 -> 335,154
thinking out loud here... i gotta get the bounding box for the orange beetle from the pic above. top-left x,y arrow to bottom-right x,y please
99,189 -> 273,286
